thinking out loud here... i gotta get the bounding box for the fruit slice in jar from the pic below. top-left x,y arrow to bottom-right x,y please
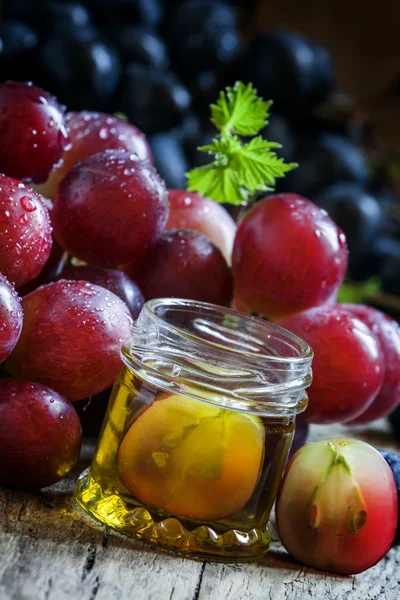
118,393 -> 264,521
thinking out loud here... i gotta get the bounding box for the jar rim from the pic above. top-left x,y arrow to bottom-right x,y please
144,297 -> 313,365
123,298 -> 313,416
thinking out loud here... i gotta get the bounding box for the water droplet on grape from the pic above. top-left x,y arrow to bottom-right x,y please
99,127 -> 109,140
20,196 -> 37,212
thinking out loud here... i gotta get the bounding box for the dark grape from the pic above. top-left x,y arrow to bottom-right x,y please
186,128 -> 215,167
149,133 -> 189,189
378,450 -> 400,546
57,265 -> 145,319
314,183 -> 383,270
3,0 -> 49,28
53,150 -> 168,267
381,256 -> 400,297
46,2 -> 92,31
38,27 -> 120,111
351,236 -> 400,282
0,379 -> 82,489
240,31 -> 334,113
289,413 -> 309,457
389,405 -> 400,442
286,134 -> 369,198
0,175 -> 53,288
259,113 -> 296,162
0,274 -> 23,364
189,70 -> 226,118
110,25 -> 169,69
119,63 -> 191,133
86,0 -> 164,28
124,229 -> 233,306
165,0 -> 240,72
0,21 -> 38,81
6,280 -> 132,401
0,81 -> 69,183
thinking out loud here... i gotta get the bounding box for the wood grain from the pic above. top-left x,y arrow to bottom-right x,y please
0,422 -> 399,600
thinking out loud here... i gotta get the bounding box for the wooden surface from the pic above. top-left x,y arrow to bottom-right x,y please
1,422 -> 399,600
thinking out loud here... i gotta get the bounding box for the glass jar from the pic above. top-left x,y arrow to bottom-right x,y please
75,298 -> 313,561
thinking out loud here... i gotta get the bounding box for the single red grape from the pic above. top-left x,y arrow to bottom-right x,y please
0,274 -> 23,363
0,379 -> 82,489
53,150 -> 168,267
340,304 -> 400,424
232,194 -> 348,319
278,305 -> 384,424
57,265 -> 145,319
0,174 -> 53,288
277,439 -> 398,574
6,280 -> 133,401
166,190 -> 236,264
124,229 -> 233,306
0,81 -> 69,183
41,111 -> 152,199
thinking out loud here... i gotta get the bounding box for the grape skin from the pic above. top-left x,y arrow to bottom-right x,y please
6,280 -> 133,401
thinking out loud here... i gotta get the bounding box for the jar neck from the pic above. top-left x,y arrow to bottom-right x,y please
122,299 -> 313,417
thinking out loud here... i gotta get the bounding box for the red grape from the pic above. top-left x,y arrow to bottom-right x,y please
0,379 -> 82,489
278,305 -> 384,424
0,174 -> 53,288
277,439 -> 398,575
0,81 -> 69,183
53,150 -> 168,267
340,304 -> 400,424
124,229 -> 233,306
41,111 -> 152,199
57,265 -> 145,319
166,190 -> 236,264
0,274 -> 23,363
232,194 -> 348,319
6,280 -> 133,401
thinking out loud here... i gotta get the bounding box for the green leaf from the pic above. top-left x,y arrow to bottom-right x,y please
236,137 -> 297,192
337,278 -> 381,303
187,162 -> 245,205
210,81 -> 271,136
186,81 -> 297,205
113,111 -> 129,122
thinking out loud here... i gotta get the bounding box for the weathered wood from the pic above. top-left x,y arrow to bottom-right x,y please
0,422 -> 399,600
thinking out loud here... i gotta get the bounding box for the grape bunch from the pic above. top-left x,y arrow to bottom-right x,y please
0,8 -> 398,503
0,78 -> 237,489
